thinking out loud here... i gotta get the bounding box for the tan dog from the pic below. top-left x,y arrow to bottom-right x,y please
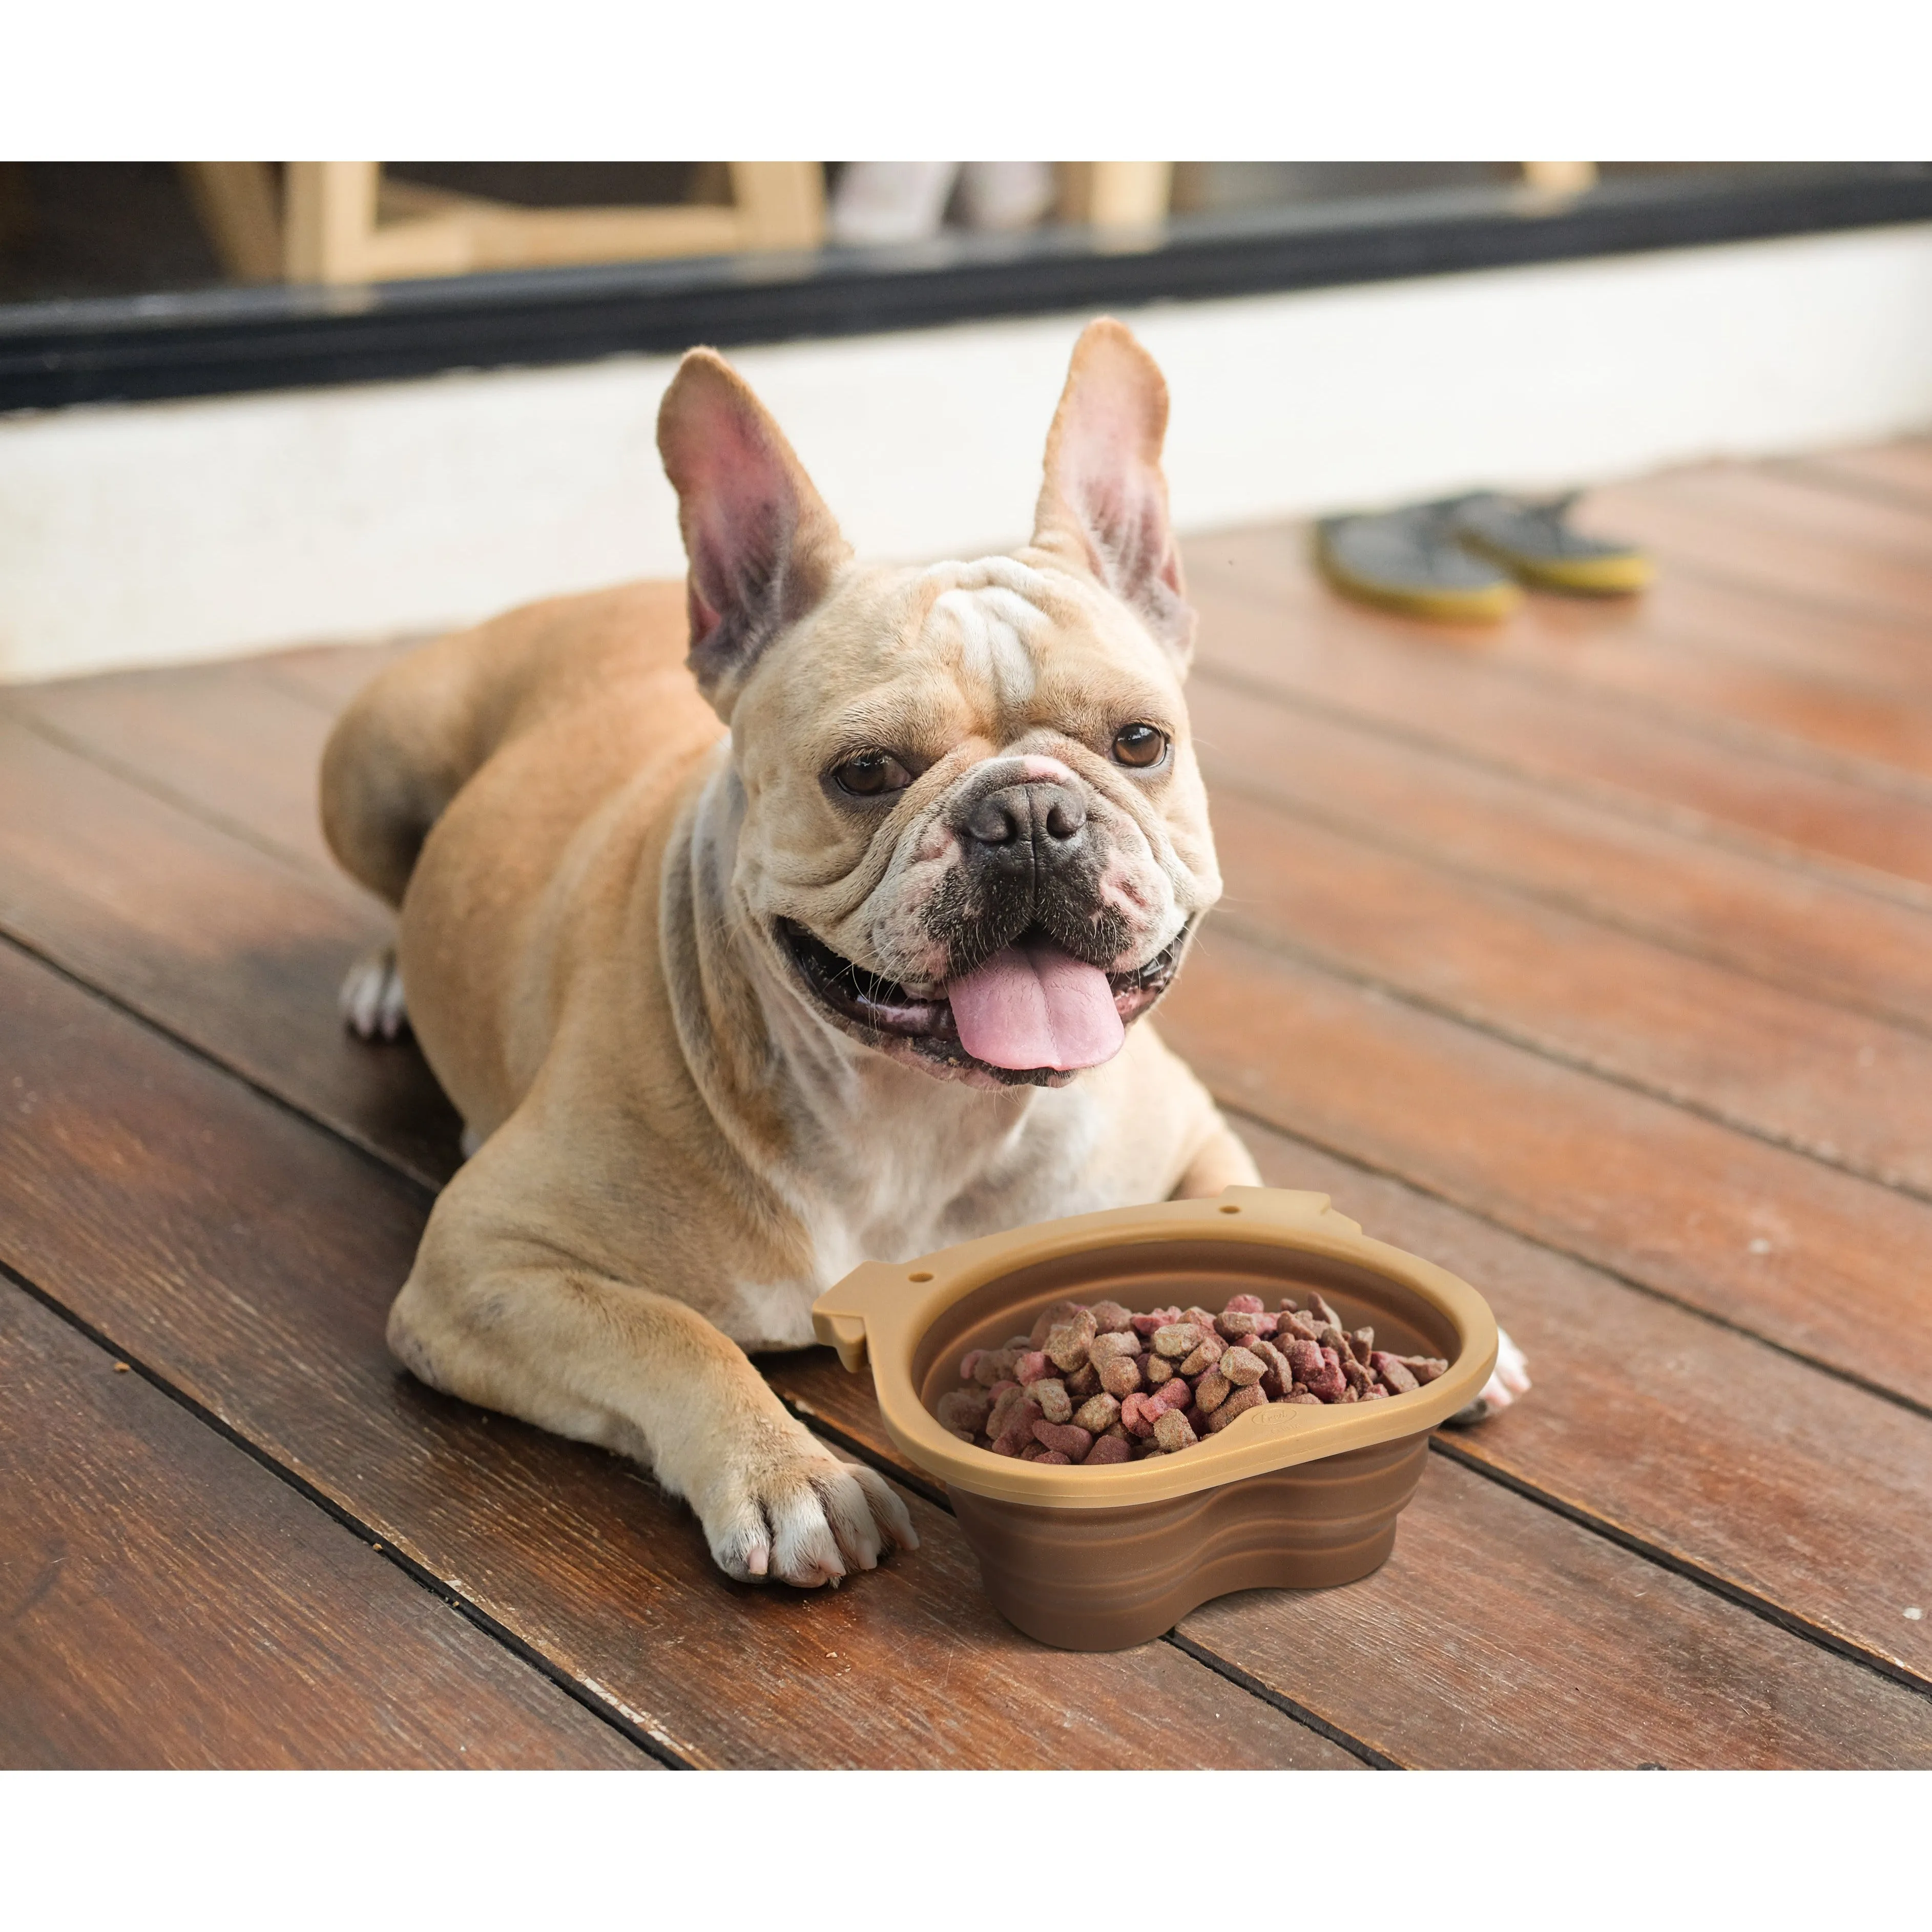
321,318 -> 1271,1589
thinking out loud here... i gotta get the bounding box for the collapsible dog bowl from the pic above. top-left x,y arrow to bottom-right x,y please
812,1186 -> 1497,1650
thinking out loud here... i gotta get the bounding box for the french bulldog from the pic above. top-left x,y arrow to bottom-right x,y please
320,318 -> 1521,1592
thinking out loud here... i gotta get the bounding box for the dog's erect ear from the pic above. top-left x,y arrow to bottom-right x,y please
1030,318 -> 1194,672
657,349 -> 852,716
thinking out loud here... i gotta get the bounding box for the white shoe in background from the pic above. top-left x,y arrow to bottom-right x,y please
955,161 -> 1056,232
826,162 -> 961,246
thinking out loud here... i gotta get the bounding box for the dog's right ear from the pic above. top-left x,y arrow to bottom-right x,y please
657,349 -> 851,718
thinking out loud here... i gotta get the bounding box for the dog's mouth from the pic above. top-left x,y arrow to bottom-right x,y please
777,918 -> 1190,1088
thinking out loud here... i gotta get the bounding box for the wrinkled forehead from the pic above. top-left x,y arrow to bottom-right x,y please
908,554 -> 1167,701
918,556 -> 1056,708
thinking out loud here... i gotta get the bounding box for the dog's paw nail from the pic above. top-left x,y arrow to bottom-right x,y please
340,948 -> 408,1042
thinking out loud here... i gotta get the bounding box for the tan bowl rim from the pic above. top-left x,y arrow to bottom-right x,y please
810,1185 -> 1499,1510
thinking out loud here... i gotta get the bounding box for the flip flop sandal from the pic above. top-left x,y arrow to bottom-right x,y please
1445,490 -> 1654,595
1314,504 -> 1525,623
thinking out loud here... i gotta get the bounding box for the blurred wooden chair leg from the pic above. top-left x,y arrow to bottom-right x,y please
728,162 -> 826,251
284,162 -> 380,282
1522,162 -> 1599,195
177,162 -> 285,283
1056,162 -> 1174,231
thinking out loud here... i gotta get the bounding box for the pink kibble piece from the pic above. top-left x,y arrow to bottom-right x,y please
1083,1434 -> 1133,1466
1032,1419 -> 1095,1459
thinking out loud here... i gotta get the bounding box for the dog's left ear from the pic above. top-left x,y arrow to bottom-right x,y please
657,349 -> 853,719
1030,318 -> 1194,673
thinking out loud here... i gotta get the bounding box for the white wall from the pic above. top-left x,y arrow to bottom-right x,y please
5,220 -> 1931,682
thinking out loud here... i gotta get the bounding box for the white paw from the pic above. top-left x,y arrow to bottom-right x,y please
1446,1326 -> 1531,1426
695,1423 -> 918,1589
340,946 -> 408,1041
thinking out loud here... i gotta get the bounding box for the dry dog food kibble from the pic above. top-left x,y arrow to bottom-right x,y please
937,1291 -> 1449,1463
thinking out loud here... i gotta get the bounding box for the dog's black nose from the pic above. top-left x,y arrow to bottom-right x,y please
962,781 -> 1088,851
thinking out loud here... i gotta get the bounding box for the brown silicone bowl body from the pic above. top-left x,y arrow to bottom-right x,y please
811,1187 -> 1498,1651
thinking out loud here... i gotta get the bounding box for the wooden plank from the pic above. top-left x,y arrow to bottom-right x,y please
258,635 -> 423,714
1181,1457 -> 1932,1769
0,1278 -> 652,1771
1784,441 -> 1932,515
1207,787 -> 1932,1194
1595,566 -> 1932,707
1158,928 -> 1932,1408
0,713 -> 463,1189
9,660 -> 350,873
0,937 -> 1350,1771
1186,676 -> 1932,1035
1189,524 -> 1932,770
1183,564 -> 1932,895
1587,464 -> 1932,625
1481,600 -> 1932,781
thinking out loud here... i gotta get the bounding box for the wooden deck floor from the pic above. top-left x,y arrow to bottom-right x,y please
4,443 -> 1931,1769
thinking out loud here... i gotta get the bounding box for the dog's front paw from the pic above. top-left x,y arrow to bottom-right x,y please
1445,1326 -> 1531,1427
693,1419 -> 919,1588
341,945 -> 408,1041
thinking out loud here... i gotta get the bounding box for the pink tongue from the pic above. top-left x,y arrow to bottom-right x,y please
946,939 -> 1126,1071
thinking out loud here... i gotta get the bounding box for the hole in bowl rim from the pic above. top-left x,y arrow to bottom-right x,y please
810,1186 -> 1499,1511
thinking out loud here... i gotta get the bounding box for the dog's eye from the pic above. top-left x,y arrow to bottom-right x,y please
1111,723 -> 1169,769
832,750 -> 914,798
